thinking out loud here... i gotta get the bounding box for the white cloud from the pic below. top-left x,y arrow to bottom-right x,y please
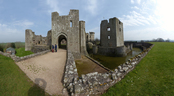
45,0 -> 60,14
124,27 -> 168,40
131,0 -> 134,4
14,20 -> 34,28
119,1 -> 158,27
131,6 -> 139,10
85,0 -> 97,15
137,0 -> 141,4
0,20 -> 34,42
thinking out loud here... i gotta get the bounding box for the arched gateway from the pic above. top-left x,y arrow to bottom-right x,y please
58,33 -> 67,49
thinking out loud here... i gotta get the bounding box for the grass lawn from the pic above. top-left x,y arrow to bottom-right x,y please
15,47 -> 33,57
102,42 -> 174,96
0,54 -> 50,96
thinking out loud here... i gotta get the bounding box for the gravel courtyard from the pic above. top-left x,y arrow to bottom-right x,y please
16,49 -> 68,95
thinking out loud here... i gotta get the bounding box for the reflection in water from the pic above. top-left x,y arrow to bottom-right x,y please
91,48 -> 142,70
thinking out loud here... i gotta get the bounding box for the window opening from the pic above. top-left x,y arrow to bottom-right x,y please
70,20 -> 72,27
119,28 -> 121,32
108,36 -> 110,39
119,21 -> 121,24
107,27 -> 110,31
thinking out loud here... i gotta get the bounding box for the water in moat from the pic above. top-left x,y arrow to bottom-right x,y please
89,48 -> 142,70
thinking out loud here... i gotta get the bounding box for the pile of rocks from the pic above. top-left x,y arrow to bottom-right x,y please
0,50 -> 50,62
63,45 -> 154,96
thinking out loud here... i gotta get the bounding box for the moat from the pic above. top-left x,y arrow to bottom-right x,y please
90,48 -> 142,70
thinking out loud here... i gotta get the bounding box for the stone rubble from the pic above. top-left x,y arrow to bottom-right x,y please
63,45 -> 154,96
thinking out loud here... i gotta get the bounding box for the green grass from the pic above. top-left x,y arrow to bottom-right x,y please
102,42 -> 174,96
0,54 -> 50,96
15,47 -> 33,57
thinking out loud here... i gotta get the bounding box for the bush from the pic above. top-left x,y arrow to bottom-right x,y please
15,42 -> 25,49
0,45 -> 3,52
6,43 -> 16,48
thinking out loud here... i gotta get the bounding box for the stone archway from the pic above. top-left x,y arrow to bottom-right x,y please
58,34 -> 67,50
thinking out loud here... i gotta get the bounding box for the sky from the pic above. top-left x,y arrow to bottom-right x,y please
0,0 -> 174,42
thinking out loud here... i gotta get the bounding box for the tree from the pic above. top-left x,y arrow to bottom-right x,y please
0,45 -> 3,52
6,43 -> 16,48
166,38 -> 170,42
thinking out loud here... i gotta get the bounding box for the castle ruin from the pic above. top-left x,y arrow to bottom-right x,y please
25,10 -> 88,59
96,17 -> 131,56
86,32 -> 95,42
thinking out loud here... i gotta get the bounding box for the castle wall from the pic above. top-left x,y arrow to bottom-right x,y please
47,30 -> 52,49
85,33 -> 89,42
79,21 -> 88,55
116,19 -> 124,47
25,29 -> 34,51
52,10 -> 81,59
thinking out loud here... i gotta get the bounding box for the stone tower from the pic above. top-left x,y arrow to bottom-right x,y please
51,10 -> 87,59
25,29 -> 34,51
99,17 -> 126,56
89,32 -> 95,41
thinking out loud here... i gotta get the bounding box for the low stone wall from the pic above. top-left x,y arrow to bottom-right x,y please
31,45 -> 49,53
63,44 -> 154,96
0,50 -> 50,62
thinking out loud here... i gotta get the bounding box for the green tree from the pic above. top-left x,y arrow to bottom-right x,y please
0,45 -> 3,52
6,43 -> 16,48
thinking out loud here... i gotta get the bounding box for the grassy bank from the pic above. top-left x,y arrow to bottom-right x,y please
102,42 -> 174,96
15,47 -> 33,57
0,54 -> 49,96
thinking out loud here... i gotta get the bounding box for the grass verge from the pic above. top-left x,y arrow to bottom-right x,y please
0,54 -> 50,96
15,47 -> 33,57
102,42 -> 174,96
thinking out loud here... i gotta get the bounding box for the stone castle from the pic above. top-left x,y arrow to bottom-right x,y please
25,9 -> 131,59
25,10 -> 90,59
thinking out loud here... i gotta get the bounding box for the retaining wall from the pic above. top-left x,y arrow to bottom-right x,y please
0,50 -> 50,62
63,44 -> 154,96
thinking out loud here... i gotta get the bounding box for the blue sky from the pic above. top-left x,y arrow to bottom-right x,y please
0,0 -> 174,42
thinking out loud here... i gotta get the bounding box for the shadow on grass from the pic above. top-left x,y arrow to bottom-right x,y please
28,78 -> 47,96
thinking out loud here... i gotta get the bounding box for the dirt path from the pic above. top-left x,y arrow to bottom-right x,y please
16,49 -> 68,95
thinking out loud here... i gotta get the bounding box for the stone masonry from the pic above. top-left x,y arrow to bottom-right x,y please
25,29 -> 51,53
63,44 -> 154,95
51,10 -> 87,59
25,10 -> 88,59
86,32 -> 95,42
97,17 -> 127,56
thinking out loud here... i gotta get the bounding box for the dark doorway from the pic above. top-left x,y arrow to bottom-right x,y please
58,35 -> 67,49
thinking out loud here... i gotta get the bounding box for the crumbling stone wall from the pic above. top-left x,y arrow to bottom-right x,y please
0,50 -> 50,62
25,29 -> 51,52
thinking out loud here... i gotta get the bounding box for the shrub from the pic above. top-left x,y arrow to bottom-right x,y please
6,43 -> 16,48
0,45 -> 3,52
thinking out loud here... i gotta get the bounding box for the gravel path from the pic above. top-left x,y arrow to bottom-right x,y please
16,49 -> 68,95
